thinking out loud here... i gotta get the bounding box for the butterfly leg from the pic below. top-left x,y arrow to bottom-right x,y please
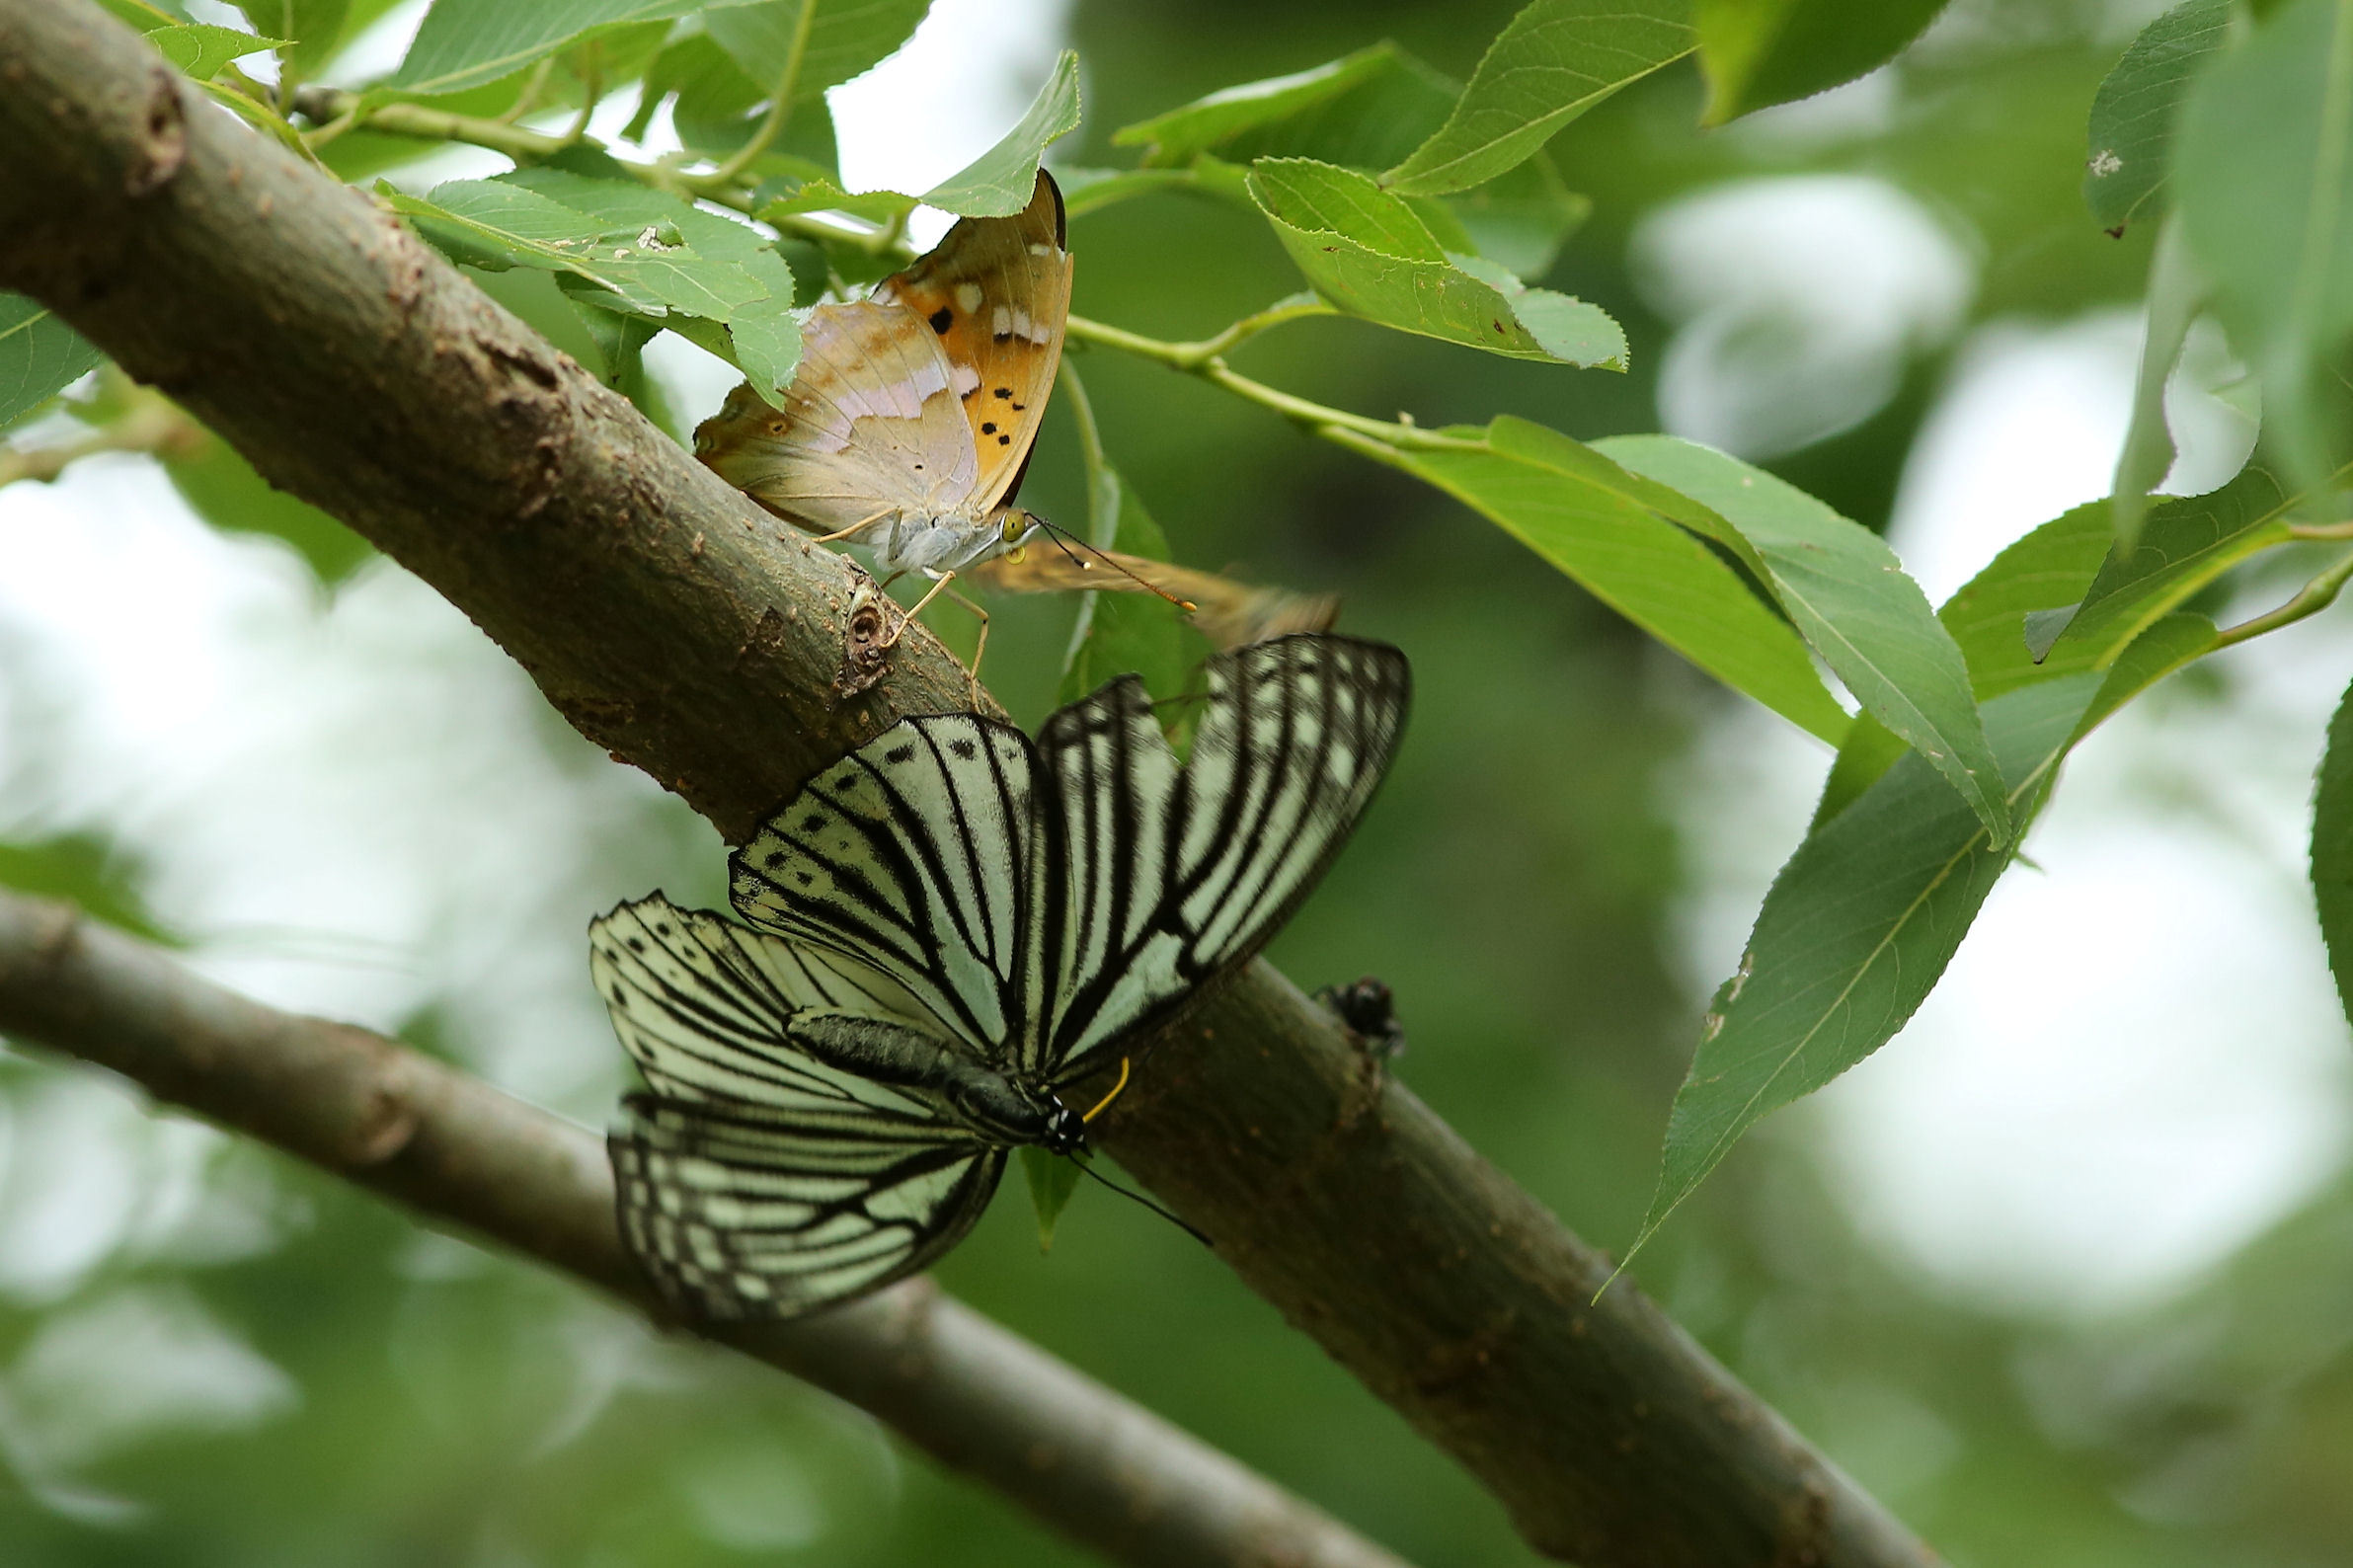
878,573 -> 997,707
814,508 -> 893,545
880,570 -> 960,648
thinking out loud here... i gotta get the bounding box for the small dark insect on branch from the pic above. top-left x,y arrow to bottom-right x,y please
1316,976 -> 1406,1059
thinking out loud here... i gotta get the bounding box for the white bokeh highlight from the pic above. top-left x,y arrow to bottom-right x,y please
1631,175 -> 1977,459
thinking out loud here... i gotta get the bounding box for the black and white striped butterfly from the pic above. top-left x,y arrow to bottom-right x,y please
589,633 -> 1410,1319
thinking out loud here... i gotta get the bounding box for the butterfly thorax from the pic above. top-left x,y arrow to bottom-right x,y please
784,1009 -> 1083,1152
869,505 -> 1031,579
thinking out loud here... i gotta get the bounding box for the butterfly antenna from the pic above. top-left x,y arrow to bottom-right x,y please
1072,1156 -> 1213,1247
1026,515 -> 1200,612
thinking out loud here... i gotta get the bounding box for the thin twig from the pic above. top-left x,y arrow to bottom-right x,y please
694,0 -> 817,191
2215,549 -> 2353,647
0,392 -> 204,488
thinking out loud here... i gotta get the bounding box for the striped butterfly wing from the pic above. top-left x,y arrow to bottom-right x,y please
729,714 -> 1055,1069
591,896 -> 1003,1319
1031,633 -> 1411,1080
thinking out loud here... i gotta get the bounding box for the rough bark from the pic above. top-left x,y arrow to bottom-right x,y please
0,5 -> 1940,1564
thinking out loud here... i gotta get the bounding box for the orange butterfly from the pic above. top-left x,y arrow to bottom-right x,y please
695,171 -> 1336,670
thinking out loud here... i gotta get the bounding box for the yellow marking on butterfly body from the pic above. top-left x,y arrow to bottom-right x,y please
1082,1057 -> 1133,1123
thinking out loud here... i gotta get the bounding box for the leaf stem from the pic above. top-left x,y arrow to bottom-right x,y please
1168,295 -> 1335,367
2214,548 -> 2353,647
498,56 -> 559,125
1057,358 -> 1120,550
560,42 -> 601,149
0,389 -> 205,489
696,0 -> 819,191
1063,312 -> 1472,451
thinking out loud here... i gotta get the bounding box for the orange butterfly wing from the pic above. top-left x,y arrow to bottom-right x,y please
871,171 -> 1072,515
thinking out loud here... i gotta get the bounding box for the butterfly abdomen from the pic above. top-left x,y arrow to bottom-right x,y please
786,1007 -> 1057,1146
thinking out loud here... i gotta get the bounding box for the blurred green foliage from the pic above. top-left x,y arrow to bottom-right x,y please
7,2 -> 2353,1567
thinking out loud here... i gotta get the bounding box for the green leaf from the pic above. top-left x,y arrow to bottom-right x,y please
95,0 -> 192,26
1357,424 -> 1849,743
2311,670 -> 2353,1030
2177,0 -> 2353,491
1812,500 -> 2115,826
1597,433 -> 2012,844
1637,673 -> 2097,1254
1182,43 -> 1455,174
1058,476 -> 1194,709
0,833 -> 176,947
147,22 -> 285,81
754,176 -> 917,224
0,295 -> 103,430
1645,602 -> 2222,1254
2110,215 -> 2211,549
2084,0 -> 2232,235
230,0 -> 354,76
2033,465 -> 2298,663
387,175 -> 801,397
1385,0 -> 1695,196
1113,45 -> 1404,166
505,168 -> 805,398
1690,0 -> 1947,127
392,0 -> 762,97
1108,43 -> 1589,275
2077,608 -> 2219,736
920,50 -> 1082,217
1246,159 -> 1623,364
564,292 -> 660,385
626,30 -> 760,149
1438,154 -> 1589,280
705,0 -> 927,98
1018,1147 -> 1084,1251
1935,502 -> 2116,699
1450,253 -> 1625,367
1055,166 -> 1197,219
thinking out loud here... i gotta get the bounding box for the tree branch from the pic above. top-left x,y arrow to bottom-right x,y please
0,5 -> 1941,1564
0,889 -> 1410,1568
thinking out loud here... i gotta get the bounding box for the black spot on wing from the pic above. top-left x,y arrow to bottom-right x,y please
928,307 -> 952,334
